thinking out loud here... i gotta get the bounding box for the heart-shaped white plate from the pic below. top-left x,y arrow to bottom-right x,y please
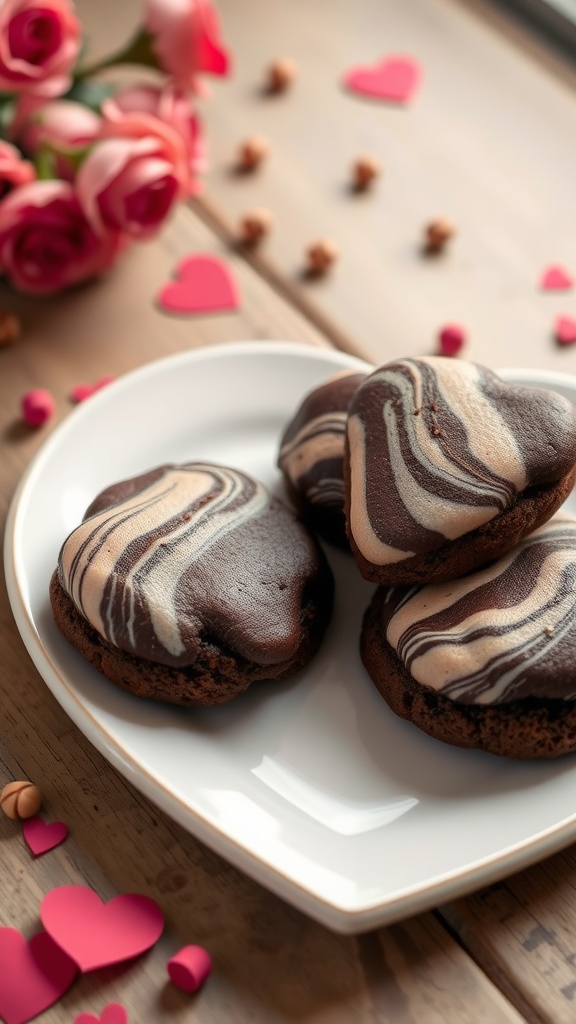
5,341 -> 576,933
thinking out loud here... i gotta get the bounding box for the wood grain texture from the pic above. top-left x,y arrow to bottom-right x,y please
195,0 -> 576,371
357,916 -> 526,1023
68,0 -> 576,370
1,0 -> 575,1020
441,852 -> 576,1024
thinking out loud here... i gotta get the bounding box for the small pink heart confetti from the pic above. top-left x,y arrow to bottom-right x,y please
21,389 -> 55,427
0,928 -> 77,1024
555,315 -> 576,345
540,265 -> 574,291
158,254 -> 240,315
23,816 -> 68,857
40,885 -> 164,972
343,55 -> 421,104
69,384 -> 94,403
70,377 -> 115,403
167,945 -> 213,993
73,1003 -> 128,1024
437,324 -> 467,357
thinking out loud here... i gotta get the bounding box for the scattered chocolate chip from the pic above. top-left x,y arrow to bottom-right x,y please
305,239 -> 339,275
424,217 -> 455,253
352,155 -> 381,191
237,136 -> 269,172
239,207 -> 273,247
266,58 -> 297,93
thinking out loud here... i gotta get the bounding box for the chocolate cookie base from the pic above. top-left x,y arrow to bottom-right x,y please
50,571 -> 333,708
345,464 -> 576,585
361,587 -> 576,759
281,476 -> 350,550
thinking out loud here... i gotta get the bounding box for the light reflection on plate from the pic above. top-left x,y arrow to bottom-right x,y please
5,341 -> 576,933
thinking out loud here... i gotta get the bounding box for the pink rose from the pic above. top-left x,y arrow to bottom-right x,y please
0,140 -> 35,196
0,0 -> 81,97
16,99 -> 101,180
103,84 -> 204,186
145,0 -> 230,91
0,180 -> 122,294
76,136 -> 184,240
100,101 -> 192,195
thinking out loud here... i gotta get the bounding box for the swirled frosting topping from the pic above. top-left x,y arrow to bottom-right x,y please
347,357 -> 576,565
385,514 -> 576,704
278,371 -> 368,509
58,462 -> 326,668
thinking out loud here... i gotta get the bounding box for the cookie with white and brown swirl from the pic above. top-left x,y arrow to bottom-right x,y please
50,462 -> 334,707
346,357 -> 576,584
278,370 -> 369,547
361,514 -> 576,758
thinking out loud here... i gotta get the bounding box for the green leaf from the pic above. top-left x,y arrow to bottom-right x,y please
62,78 -> 116,112
34,140 -> 94,179
74,28 -> 159,81
35,145 -> 58,180
0,98 -> 16,141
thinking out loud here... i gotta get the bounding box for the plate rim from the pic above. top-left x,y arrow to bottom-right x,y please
6,340 -> 576,934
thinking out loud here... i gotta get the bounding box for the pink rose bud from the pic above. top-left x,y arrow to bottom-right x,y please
21,389 -> 55,427
77,135 -> 187,239
145,0 -> 230,91
437,323 -> 466,357
0,0 -> 81,98
103,84 -> 205,184
15,100 -> 101,181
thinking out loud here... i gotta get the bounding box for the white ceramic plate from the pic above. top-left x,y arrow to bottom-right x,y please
6,341 -> 576,934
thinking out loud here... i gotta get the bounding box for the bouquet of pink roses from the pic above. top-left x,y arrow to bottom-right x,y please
0,0 -> 230,294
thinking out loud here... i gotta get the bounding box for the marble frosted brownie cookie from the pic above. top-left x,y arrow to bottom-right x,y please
345,356 -> 576,584
278,370 -> 369,547
361,514 -> 576,758
50,462 -> 334,707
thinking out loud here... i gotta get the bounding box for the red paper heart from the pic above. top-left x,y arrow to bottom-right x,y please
23,816 -> 68,857
343,55 -> 421,103
73,1003 -> 128,1024
40,885 -> 164,972
158,254 -> 240,315
540,265 -> 574,290
0,928 -> 77,1024
555,315 -> 576,345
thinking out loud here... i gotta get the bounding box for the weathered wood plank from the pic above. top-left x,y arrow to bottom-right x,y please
3,0 -> 575,1018
197,0 -> 576,370
441,855 -> 576,1024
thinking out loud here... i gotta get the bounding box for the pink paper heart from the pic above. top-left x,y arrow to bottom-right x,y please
158,254 -> 240,315
73,1003 -> 128,1024
540,265 -> 574,290
555,315 -> 576,345
343,55 -> 421,103
40,885 -> 164,972
23,816 -> 68,856
0,928 -> 77,1024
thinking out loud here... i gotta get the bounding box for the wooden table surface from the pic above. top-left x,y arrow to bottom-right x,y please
2,0 -> 576,1021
